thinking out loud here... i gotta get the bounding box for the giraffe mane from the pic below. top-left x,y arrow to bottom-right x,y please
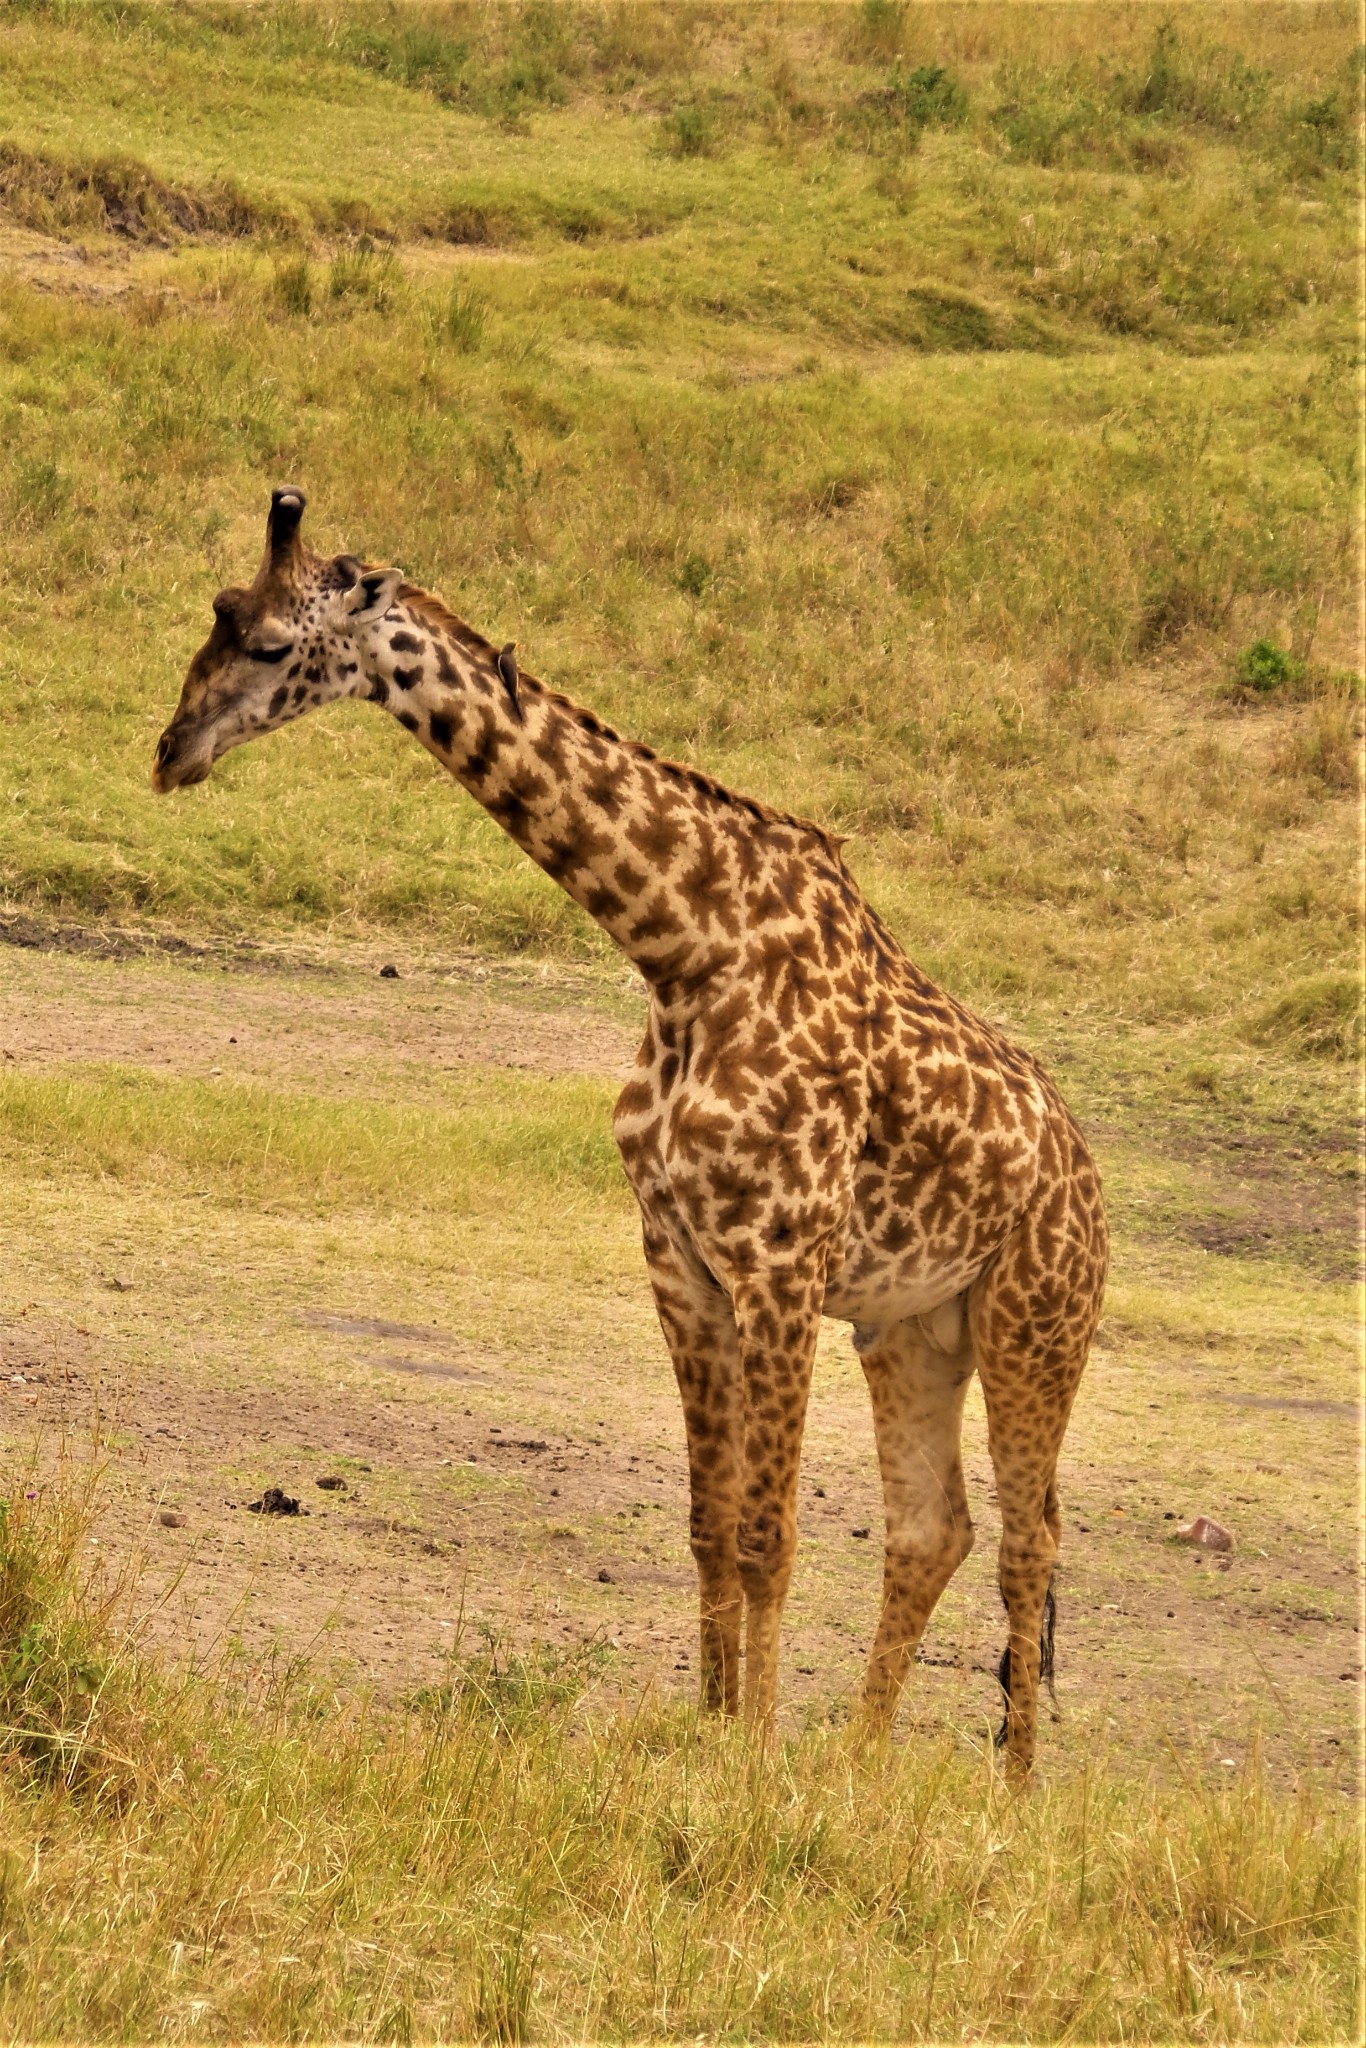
394,578 -> 847,862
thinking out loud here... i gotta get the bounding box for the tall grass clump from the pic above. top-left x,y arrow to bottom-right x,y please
428,280 -> 488,353
328,238 -> 403,314
1245,970 -> 1363,1060
0,1468 -> 1355,2040
271,252 -> 314,318
0,1461 -> 136,1803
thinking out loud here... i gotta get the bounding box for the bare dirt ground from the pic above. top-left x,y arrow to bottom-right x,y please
0,910 -> 642,1088
0,927 -> 1359,1783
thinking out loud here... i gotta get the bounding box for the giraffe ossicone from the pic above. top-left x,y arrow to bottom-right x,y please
153,490 -> 1108,1770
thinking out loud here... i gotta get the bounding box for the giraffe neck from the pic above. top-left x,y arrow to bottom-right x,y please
361,590 -> 814,1004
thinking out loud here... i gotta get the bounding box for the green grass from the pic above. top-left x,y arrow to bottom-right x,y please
0,1063 -> 625,1214
0,1467 -> 1355,2043
0,0 -> 1359,1039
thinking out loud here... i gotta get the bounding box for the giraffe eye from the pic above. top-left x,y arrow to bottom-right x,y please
247,642 -> 294,665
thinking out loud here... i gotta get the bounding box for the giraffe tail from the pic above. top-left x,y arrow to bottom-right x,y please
993,1579 -> 1058,1750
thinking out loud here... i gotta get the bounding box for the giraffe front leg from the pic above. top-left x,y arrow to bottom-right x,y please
731,1267 -> 824,1730
856,1320 -> 976,1733
641,1223 -> 744,1714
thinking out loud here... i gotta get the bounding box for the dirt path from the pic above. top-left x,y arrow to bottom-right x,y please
0,920 -> 642,1093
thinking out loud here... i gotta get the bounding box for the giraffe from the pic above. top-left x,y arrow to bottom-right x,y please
152,489 -> 1108,1771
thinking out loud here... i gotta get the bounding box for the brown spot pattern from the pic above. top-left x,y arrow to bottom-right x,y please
153,503 -> 1109,1769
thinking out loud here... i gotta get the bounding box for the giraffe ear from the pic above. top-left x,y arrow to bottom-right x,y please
333,559 -> 401,626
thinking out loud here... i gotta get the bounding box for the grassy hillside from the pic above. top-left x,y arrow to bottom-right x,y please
0,0 -> 1360,1048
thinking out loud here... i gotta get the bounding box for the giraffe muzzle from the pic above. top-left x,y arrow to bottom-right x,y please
151,726 -> 212,793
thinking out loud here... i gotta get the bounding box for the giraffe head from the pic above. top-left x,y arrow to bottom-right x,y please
151,488 -> 401,792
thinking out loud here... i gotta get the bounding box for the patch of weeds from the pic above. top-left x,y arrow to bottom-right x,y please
848,0 -> 910,62
871,164 -> 917,211
328,239 -> 403,315
889,64 -> 969,129
470,1909 -> 538,2045
1182,1062 -> 1221,1097
1246,973 -> 1363,1061
0,1471 -> 133,1803
1272,691 -> 1362,792
431,201 -> 505,246
992,72 -> 1119,170
995,26 -> 1281,173
9,456 -> 71,530
676,552 -> 711,596
657,104 -> 718,159
1136,501 -> 1239,651
412,1634 -> 611,1735
807,469 -> 870,515
1113,22 -> 1270,131
1277,81 -> 1360,180
271,254 -> 313,318
846,64 -> 969,155
428,283 -> 488,354
327,17 -> 471,103
538,196 -> 611,241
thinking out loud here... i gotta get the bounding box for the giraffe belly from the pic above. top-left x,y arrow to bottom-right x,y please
821,1245 -> 983,1331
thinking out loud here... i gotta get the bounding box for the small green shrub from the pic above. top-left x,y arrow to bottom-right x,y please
891,64 -> 969,129
1235,638 -> 1305,695
657,105 -> 717,159
676,551 -> 711,596
847,62 -> 969,155
1274,65 -> 1362,179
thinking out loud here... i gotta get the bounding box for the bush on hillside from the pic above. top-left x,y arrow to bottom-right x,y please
1235,638 -> 1306,695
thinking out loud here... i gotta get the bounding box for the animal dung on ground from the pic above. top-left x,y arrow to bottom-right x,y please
315,1474 -> 346,1491
1176,1515 -> 1233,1552
379,963 -> 400,978
850,1526 -> 871,1539
247,1486 -> 304,1516
158,1510 -> 187,1529
598,1568 -> 614,1583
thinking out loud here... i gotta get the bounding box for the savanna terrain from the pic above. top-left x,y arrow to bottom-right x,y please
0,1 -> 1360,2040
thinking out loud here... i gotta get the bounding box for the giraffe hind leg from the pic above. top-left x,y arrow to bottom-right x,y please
994,1578 -> 1057,1748
856,1318 -> 977,1732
